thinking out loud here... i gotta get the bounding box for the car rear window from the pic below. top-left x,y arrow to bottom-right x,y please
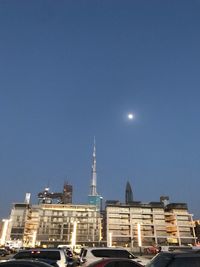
91,249 -> 133,258
14,250 -> 61,260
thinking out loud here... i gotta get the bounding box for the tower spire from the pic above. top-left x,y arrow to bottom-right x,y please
90,137 -> 97,196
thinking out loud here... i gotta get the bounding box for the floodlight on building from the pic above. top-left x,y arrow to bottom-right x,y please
71,221 -> 78,249
108,232 -> 112,247
137,223 -> 142,246
31,231 -> 37,248
0,219 -> 10,246
137,223 -> 142,255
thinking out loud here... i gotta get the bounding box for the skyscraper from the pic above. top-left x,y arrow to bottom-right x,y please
125,181 -> 133,204
90,137 -> 97,196
88,138 -> 102,210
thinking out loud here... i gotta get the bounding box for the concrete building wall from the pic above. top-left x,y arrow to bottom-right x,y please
7,203 -> 102,248
6,201 -> 196,249
9,204 -> 30,241
106,202 -> 196,248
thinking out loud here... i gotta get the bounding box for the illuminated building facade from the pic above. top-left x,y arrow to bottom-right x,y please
3,199 -> 197,249
7,203 -> 101,248
105,201 -> 196,249
9,203 -> 30,241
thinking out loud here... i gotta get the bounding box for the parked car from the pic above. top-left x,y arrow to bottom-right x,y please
146,250 -> 200,267
0,249 -> 9,257
12,249 -> 68,267
87,258 -> 143,267
0,259 -> 56,267
77,247 -> 146,266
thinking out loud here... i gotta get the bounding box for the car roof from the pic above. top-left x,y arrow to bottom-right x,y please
0,259 -> 53,267
155,250 -> 200,258
16,249 -> 62,252
82,247 -> 131,250
161,249 -> 200,254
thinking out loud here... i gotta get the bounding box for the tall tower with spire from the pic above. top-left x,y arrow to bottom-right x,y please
88,138 -> 102,210
90,137 -> 97,196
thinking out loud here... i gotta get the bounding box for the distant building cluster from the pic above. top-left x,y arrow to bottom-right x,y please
0,140 -> 199,250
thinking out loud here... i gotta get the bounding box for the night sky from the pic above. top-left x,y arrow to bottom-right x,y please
1,0 -> 200,219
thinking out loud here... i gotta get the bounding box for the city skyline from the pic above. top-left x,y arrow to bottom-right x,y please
0,137 -> 198,219
1,1 -> 200,219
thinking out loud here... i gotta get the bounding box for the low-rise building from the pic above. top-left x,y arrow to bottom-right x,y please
7,202 -> 102,248
105,201 -> 196,248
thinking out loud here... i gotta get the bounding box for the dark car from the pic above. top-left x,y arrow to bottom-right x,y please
0,259 -> 55,267
0,249 -> 9,257
146,250 -> 200,267
87,258 -> 143,267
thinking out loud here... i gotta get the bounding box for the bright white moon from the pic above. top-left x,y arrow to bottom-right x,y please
128,113 -> 134,120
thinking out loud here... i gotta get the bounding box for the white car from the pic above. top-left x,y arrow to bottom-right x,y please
78,247 -> 147,266
12,248 -> 68,267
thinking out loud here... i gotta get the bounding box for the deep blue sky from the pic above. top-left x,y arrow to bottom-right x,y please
0,0 -> 200,219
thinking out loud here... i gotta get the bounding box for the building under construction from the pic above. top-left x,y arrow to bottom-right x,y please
38,182 -> 73,204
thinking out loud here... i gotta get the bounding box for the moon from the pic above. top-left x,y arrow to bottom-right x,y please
127,113 -> 135,120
